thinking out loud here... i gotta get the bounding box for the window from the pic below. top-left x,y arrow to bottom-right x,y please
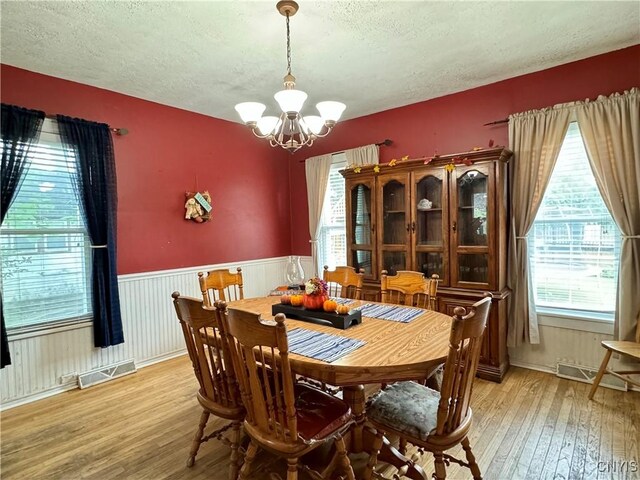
529,122 -> 620,318
317,153 -> 347,272
1,119 -> 92,330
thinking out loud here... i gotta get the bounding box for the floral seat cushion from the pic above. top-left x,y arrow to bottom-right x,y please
367,381 -> 441,442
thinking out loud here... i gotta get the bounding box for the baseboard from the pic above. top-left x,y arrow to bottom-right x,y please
477,360 -> 510,383
0,382 -> 78,411
136,349 -> 187,369
510,360 -> 640,393
509,359 -> 556,375
3,351 -> 633,412
1,349 -> 188,412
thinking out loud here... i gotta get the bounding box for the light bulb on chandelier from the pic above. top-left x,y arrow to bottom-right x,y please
234,1 -> 346,153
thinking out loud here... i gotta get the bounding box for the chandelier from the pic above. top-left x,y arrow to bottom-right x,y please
234,1 -> 346,153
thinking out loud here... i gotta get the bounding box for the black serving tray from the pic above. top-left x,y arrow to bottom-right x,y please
272,304 -> 362,330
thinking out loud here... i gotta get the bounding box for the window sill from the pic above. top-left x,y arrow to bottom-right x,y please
537,307 -> 614,335
7,316 -> 93,341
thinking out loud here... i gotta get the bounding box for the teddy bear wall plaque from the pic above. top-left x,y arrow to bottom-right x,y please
184,191 -> 212,223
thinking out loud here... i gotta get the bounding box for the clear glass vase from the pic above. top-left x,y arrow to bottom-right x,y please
285,255 -> 305,288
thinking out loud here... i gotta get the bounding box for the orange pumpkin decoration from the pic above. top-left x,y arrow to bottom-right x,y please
280,294 -> 291,305
290,294 -> 304,307
336,305 -> 350,315
323,299 -> 338,312
303,294 -> 328,310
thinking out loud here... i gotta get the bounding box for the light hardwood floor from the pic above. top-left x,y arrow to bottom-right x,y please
1,356 -> 638,479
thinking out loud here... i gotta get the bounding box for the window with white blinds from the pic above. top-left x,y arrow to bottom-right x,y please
1,118 -> 92,330
317,153 -> 347,273
529,122 -> 620,318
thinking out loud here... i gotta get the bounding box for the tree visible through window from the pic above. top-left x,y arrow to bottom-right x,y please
1,120 -> 92,329
529,122 -> 620,316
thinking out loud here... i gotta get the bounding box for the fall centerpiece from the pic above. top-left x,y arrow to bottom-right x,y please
302,277 -> 329,310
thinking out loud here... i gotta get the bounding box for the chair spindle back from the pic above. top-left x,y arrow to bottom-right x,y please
380,270 -> 439,310
198,268 -> 244,306
223,308 -> 298,445
436,294 -> 491,436
172,292 -> 240,409
323,265 -> 364,299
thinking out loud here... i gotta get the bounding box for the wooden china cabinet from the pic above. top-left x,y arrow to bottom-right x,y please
342,147 -> 512,382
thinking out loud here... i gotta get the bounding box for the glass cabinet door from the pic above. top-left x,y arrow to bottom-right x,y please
346,178 -> 376,279
450,164 -> 494,288
413,169 -> 448,285
377,173 -> 410,276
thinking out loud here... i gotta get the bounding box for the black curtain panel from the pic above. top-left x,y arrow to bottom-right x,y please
1,104 -> 45,368
57,115 -> 124,348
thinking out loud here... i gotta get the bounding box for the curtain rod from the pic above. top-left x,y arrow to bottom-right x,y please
298,139 -> 393,163
484,118 -> 509,126
44,113 -> 129,136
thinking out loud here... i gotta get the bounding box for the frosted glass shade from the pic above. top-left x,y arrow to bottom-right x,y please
234,102 -> 266,124
302,115 -> 325,135
274,89 -> 308,114
257,116 -> 281,136
316,101 -> 346,122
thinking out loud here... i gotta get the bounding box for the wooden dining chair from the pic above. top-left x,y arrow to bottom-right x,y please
380,270 -> 440,310
588,310 -> 640,400
364,295 -> 492,480
222,307 -> 356,480
171,292 -> 244,478
198,267 -> 244,306
323,265 -> 364,300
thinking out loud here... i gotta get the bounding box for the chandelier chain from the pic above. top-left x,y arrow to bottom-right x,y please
285,12 -> 292,76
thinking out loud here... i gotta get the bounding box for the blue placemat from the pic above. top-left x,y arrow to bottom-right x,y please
353,303 -> 425,323
287,328 -> 366,363
330,297 -> 356,305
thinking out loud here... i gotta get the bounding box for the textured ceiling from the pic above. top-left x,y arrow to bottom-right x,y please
1,1 -> 638,122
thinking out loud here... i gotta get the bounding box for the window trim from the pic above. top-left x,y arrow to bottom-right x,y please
7,316 -> 93,341
537,308 -> 614,335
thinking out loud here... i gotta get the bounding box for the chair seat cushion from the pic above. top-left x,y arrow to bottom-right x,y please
367,381 -> 440,442
294,384 -> 352,442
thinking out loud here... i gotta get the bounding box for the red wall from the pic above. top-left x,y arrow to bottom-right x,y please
288,45 -> 640,254
1,65 -> 291,274
3,45 -> 639,268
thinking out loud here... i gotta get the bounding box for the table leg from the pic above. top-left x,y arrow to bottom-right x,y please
342,385 -> 365,453
342,385 -> 428,480
362,428 -> 428,480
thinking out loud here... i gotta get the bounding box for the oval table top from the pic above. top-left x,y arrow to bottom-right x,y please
227,297 -> 452,387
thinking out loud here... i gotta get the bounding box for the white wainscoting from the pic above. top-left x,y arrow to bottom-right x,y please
509,324 -> 614,373
509,316 -> 639,390
0,255 -> 314,409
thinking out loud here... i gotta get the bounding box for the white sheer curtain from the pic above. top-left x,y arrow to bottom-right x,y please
507,106 -> 571,347
576,88 -> 640,343
305,154 -> 333,276
345,144 -> 379,166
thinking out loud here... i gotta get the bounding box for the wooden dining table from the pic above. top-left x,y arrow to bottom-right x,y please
227,296 -> 453,479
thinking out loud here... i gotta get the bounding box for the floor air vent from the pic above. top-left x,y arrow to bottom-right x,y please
78,360 -> 137,389
556,362 -> 627,392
